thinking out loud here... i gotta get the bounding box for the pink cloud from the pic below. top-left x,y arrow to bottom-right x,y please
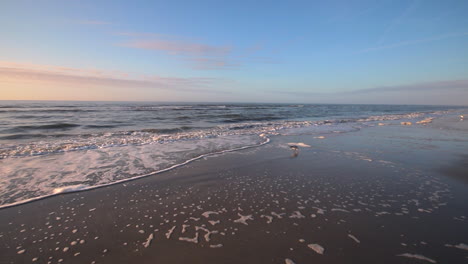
0,61 -> 223,93
77,20 -> 111,25
186,57 -> 240,70
117,33 -> 237,70
121,40 -> 232,57
118,33 -> 278,70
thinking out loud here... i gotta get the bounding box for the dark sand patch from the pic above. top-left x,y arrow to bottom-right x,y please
438,154 -> 468,185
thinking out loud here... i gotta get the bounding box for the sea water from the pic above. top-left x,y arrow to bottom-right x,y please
0,101 -> 463,207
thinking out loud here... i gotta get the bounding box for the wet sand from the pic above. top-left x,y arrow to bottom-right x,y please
1,117 -> 468,264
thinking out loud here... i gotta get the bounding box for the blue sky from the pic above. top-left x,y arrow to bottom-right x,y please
1,0 -> 467,104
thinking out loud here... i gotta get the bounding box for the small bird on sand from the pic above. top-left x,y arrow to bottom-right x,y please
289,145 -> 299,157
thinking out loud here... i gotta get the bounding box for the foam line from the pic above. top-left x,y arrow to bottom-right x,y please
0,137 -> 270,209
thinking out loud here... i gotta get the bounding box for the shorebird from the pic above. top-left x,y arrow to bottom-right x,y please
289,145 -> 299,157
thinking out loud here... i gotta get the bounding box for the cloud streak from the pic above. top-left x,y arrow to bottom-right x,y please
358,32 -> 468,53
119,36 -> 235,70
0,61 -> 224,93
270,79 -> 468,105
377,0 -> 420,44
272,79 -> 468,96
117,32 -> 277,70
121,40 -> 231,57
344,80 -> 468,94
77,20 -> 111,25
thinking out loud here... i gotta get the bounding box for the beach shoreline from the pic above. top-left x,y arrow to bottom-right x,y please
1,115 -> 467,264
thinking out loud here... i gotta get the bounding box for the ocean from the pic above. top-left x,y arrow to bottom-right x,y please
0,101 -> 463,208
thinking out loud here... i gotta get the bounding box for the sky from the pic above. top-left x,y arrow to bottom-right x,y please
1,0 -> 467,105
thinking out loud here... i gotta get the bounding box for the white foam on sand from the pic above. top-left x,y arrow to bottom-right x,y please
181,224 -> 189,233
289,211 -> 305,219
261,215 -> 273,223
233,213 -> 253,225
271,212 -> 285,219
143,233 -> 154,248
0,135 -> 270,209
52,185 -> 89,194
313,207 -> 325,214
445,243 -> 468,251
208,220 -> 220,226
454,243 -> 468,251
179,232 -> 199,244
416,118 -> 433,124
331,208 -> 349,213
348,234 -> 360,243
210,244 -> 223,248
397,253 -> 437,263
196,226 -> 219,242
165,226 -> 176,239
308,244 -> 325,255
202,211 -> 219,218
287,142 -> 311,147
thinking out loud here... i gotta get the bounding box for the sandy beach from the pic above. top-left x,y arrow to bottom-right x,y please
1,115 -> 467,264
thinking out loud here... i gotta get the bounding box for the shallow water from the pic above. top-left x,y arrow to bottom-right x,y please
0,101 -> 464,207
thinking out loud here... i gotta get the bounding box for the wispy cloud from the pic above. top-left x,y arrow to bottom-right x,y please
77,20 -> 111,25
273,79 -> 468,96
346,80 -> 468,94
117,32 -> 279,70
357,32 -> 468,53
0,61 -> 224,93
119,35 -> 236,70
121,40 -> 232,57
377,0 -> 420,44
185,57 -> 240,70
327,1 -> 381,23
269,79 -> 468,105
